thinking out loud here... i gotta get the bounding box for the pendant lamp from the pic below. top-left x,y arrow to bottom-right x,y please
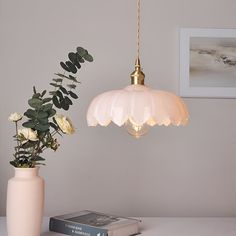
87,0 -> 189,138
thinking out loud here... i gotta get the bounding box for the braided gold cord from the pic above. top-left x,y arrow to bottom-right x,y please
137,0 -> 141,60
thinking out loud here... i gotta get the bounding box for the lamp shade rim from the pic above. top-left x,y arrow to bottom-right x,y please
87,84 -> 189,127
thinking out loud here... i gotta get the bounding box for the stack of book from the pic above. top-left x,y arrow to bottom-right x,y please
49,210 -> 140,236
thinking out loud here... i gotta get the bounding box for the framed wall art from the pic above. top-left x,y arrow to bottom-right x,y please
180,28 -> 236,98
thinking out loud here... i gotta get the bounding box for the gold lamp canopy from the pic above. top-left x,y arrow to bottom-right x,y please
131,58 -> 145,85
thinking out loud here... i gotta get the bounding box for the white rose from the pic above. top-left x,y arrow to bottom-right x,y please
8,112 -> 23,122
18,128 -> 38,142
54,114 -> 75,135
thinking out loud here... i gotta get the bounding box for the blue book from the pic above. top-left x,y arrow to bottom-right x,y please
49,210 -> 140,236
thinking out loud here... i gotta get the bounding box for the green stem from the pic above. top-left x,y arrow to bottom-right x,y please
51,130 -> 57,136
33,140 -> 41,158
41,147 -> 48,152
15,121 -> 20,158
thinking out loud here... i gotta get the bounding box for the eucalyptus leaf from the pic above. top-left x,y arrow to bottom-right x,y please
37,111 -> 48,119
33,86 -> 37,94
73,60 -> 81,69
56,90 -> 64,101
32,93 -> 41,99
35,123 -> 50,131
67,84 -> 76,89
69,91 -> 78,99
42,90 -> 47,97
10,161 -> 17,167
49,91 -> 56,96
54,73 -> 70,79
38,118 -> 48,125
34,156 -> 45,161
22,121 -> 35,128
68,52 -> 77,63
52,117 -> 57,124
22,141 -> 38,149
28,98 -> 43,109
61,99 -> 69,110
42,98 -> 52,103
42,103 -> 53,111
52,95 -> 61,108
68,75 -> 79,83
53,78 -> 63,83
76,53 -> 85,63
64,96 -> 73,105
60,62 -> 71,72
24,109 -> 37,118
35,162 -> 46,166
77,47 -> 86,57
18,156 -> 28,161
38,132 -> 47,140
83,53 -> 94,62
16,150 -> 30,155
60,86 -> 69,95
50,83 -> 61,87
49,122 -> 58,130
48,108 -> 56,117
65,61 -> 77,74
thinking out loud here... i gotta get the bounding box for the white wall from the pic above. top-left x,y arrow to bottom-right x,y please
1,0 -> 236,217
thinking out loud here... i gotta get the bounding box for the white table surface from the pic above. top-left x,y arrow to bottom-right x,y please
1,217 -> 236,236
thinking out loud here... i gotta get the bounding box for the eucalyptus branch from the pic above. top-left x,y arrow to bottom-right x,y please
9,46 -> 93,168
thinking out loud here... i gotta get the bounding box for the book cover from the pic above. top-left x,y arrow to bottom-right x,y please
49,210 -> 140,236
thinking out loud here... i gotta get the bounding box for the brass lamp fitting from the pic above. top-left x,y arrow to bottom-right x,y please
130,58 -> 145,85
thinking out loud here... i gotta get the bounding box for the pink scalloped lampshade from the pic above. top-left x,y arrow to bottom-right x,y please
87,0 -> 189,138
87,84 -> 189,130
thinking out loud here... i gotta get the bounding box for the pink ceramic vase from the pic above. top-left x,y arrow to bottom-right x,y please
7,167 -> 44,236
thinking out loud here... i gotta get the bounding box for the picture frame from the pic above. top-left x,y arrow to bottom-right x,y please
180,28 -> 236,98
